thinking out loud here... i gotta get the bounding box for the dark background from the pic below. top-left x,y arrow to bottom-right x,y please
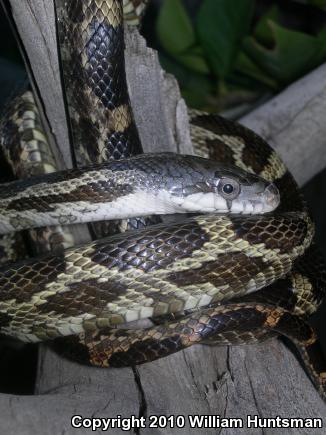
0,0 -> 325,395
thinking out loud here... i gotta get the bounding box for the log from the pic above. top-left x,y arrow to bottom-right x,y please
241,63 -> 326,187
0,1 -> 325,433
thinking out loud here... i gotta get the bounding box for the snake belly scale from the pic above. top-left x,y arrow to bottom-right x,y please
0,0 -> 325,401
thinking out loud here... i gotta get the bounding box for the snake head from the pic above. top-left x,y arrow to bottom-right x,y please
166,155 -> 280,215
214,171 -> 281,214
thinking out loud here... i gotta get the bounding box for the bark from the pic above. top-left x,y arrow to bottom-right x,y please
0,1 -> 325,434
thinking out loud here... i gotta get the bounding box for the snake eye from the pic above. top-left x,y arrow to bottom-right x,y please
218,178 -> 240,200
222,184 -> 234,194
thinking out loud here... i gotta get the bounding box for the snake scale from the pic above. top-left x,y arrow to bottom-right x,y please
0,0 -> 325,401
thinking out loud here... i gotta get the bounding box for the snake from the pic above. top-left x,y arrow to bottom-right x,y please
0,0 -> 325,402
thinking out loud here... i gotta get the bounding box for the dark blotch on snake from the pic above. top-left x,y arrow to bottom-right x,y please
37,279 -> 129,317
65,0 -> 85,23
229,215 -> 307,254
90,220 -> 210,272
56,0 -> 142,162
0,312 -> 12,328
107,335 -> 184,367
246,245 -> 326,315
1,117 -> 21,169
166,252 -> 267,290
50,335 -> 92,365
205,138 -> 236,166
294,245 -> 326,307
6,181 -> 135,212
105,124 -> 143,160
203,307 -> 268,339
191,114 -> 272,172
273,312 -> 313,342
303,340 -> 326,378
0,255 -> 67,303
0,167 -> 99,199
275,172 -> 305,212
86,23 -> 130,110
77,116 -> 101,162
238,278 -> 299,312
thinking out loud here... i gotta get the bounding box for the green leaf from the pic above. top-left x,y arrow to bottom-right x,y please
156,0 -> 195,55
244,21 -> 326,84
196,0 -> 255,79
156,0 -> 210,74
254,5 -> 281,46
181,88 -> 214,110
235,51 -> 278,90
173,44 -> 210,74
159,53 -> 213,93
174,51 -> 210,74
158,53 -> 214,109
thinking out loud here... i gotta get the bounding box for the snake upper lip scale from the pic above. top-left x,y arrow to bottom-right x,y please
0,0 -> 325,406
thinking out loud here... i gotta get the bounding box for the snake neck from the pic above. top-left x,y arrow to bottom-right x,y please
55,0 -> 142,167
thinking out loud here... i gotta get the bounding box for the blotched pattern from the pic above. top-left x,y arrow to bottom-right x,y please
0,90 -> 75,257
55,0 -> 142,165
0,0 -> 325,402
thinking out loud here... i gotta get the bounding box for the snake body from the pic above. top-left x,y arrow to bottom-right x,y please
0,0 -> 325,401
0,90 -> 77,258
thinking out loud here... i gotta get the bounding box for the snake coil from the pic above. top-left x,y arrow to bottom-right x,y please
0,0 -> 325,402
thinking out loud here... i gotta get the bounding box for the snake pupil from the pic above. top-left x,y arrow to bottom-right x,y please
223,183 -> 234,194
